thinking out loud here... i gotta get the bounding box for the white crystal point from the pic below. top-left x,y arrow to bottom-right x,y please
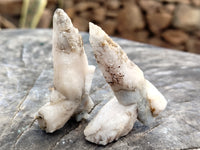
84,98 -> 137,145
89,22 -> 145,93
36,9 -> 95,133
89,23 -> 156,125
53,8 -> 73,32
53,9 -> 89,100
53,8 -> 83,55
86,23 -> 167,145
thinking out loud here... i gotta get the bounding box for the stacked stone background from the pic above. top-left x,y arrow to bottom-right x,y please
0,0 -> 200,53
65,0 -> 200,54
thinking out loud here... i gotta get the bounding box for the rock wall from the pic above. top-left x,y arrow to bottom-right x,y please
0,0 -> 199,53
64,0 -> 200,54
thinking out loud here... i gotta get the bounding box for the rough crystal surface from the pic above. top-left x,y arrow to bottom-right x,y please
0,30 -> 200,149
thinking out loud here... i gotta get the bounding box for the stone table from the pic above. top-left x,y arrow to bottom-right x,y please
0,30 -> 200,150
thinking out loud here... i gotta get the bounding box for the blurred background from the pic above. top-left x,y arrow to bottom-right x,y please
0,0 -> 200,54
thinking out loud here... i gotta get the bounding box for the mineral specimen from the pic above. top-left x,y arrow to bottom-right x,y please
36,9 -> 95,133
84,23 -> 167,145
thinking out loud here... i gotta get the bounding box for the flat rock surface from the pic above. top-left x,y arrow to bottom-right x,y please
0,29 -> 200,150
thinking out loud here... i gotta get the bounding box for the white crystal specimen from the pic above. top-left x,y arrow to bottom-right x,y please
84,98 -> 137,145
84,22 -> 167,145
36,9 -> 95,133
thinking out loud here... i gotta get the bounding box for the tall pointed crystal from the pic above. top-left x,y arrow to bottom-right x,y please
84,22 -> 167,145
36,9 -> 95,133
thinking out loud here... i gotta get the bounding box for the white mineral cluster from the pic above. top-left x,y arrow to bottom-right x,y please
84,23 -> 167,145
36,9 -> 95,133
35,9 -> 167,145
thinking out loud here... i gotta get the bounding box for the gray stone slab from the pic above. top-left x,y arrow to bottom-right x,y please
0,29 -> 200,150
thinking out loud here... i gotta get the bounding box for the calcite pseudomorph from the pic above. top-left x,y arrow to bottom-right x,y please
84,23 -> 167,145
35,8 -> 167,146
36,9 -> 95,133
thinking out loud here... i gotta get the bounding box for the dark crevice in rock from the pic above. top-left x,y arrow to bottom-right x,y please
181,147 -> 200,150
11,88 -> 31,123
13,118 -> 36,149
88,101 -> 101,115
11,71 -> 42,124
